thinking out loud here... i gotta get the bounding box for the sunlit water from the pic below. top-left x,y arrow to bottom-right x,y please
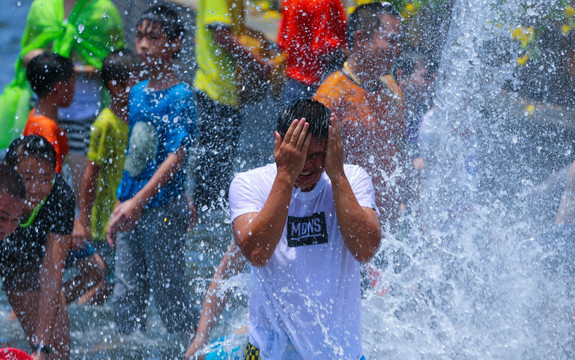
362,0 -> 575,358
2,0 -> 575,358
194,0 -> 575,358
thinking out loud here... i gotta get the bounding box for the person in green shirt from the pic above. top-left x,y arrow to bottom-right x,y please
72,49 -> 141,305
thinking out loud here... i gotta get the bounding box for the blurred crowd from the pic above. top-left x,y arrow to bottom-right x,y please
1,0 -> 573,359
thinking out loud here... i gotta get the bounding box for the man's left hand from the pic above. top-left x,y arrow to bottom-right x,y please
324,113 -> 345,181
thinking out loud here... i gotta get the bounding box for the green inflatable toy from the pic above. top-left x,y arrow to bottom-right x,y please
0,0 -> 124,149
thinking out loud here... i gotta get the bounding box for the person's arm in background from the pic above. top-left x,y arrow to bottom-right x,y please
106,146 -> 185,246
556,160 -> 575,224
74,64 -> 99,78
324,114 -> 381,262
72,160 -> 100,249
210,24 -> 273,76
31,232 -> 70,360
74,117 -> 108,248
185,242 -> 246,359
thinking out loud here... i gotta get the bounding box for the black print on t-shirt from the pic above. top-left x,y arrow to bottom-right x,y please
287,212 -> 328,247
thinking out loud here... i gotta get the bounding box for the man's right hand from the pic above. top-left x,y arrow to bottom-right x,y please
273,118 -> 311,185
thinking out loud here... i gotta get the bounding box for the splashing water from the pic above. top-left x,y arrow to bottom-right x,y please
205,2 -> 575,359
360,0 -> 575,358
2,0 -> 575,358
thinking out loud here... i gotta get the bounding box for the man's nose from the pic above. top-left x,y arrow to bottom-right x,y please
303,158 -> 316,170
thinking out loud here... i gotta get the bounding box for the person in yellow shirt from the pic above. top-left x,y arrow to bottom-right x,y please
72,49 -> 141,304
194,0 -> 273,209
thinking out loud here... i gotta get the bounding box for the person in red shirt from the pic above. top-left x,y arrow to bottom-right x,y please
22,52 -> 108,309
23,53 -> 75,174
278,0 -> 347,107
24,112 -> 69,175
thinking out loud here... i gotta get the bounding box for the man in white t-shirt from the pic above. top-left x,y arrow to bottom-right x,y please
229,99 -> 381,359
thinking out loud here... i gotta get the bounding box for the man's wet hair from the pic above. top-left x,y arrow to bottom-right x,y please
138,3 -> 186,41
0,164 -> 26,201
5,135 -> 58,171
277,99 -> 331,141
101,49 -> 142,90
26,52 -> 74,96
347,2 -> 401,50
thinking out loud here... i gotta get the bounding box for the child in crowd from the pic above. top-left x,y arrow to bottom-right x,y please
0,164 -> 26,241
23,53 -> 74,174
72,49 -> 142,305
394,52 -> 437,171
394,52 -> 437,213
1,135 -> 74,359
22,51 -> 107,307
106,4 -> 198,335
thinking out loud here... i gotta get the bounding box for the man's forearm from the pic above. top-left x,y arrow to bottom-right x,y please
34,233 -> 68,347
194,244 -> 245,345
331,174 -> 381,263
234,174 -> 293,267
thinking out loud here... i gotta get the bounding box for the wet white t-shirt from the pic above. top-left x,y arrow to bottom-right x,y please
229,164 -> 376,360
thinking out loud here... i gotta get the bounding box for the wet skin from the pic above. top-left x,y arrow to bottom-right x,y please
294,136 -> 327,192
0,192 -> 24,240
58,77 -> 76,108
135,20 -> 178,70
14,156 -> 55,214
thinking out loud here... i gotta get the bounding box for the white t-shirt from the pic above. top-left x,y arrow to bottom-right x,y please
229,164 -> 376,360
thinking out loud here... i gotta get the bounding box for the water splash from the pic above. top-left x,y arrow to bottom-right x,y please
359,0 -> 575,358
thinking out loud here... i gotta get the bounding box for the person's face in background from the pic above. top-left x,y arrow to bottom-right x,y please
361,14 -> 402,75
109,70 -> 141,105
14,156 -> 55,213
397,59 -> 436,109
135,20 -> 180,70
0,191 -> 24,240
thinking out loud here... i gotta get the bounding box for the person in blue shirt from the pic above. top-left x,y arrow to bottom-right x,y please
106,4 -> 198,335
